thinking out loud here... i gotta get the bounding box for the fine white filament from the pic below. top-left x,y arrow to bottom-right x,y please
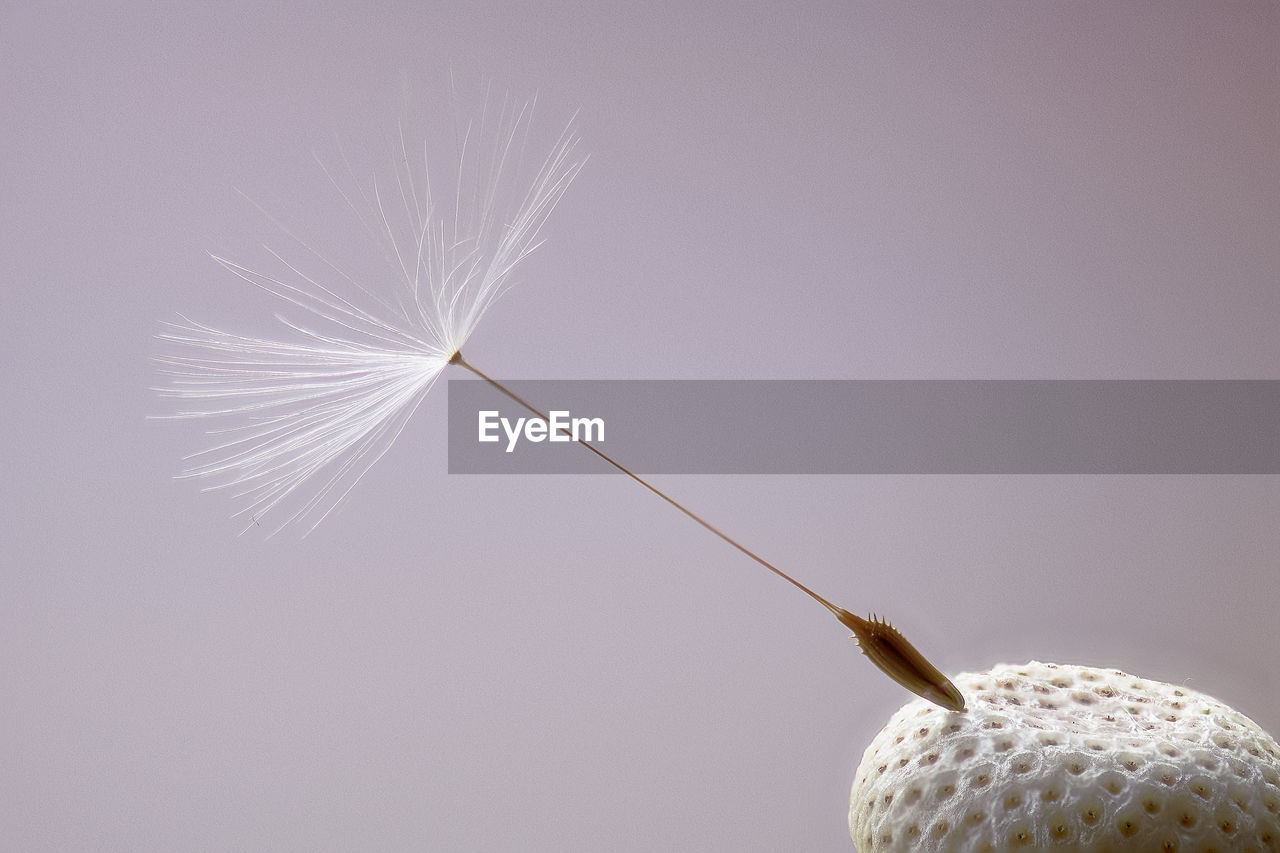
155,100 -> 583,534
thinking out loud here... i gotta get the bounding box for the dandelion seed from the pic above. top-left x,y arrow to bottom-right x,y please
155,95 -> 963,711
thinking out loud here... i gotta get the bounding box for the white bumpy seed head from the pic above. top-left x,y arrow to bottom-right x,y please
849,661 -> 1280,852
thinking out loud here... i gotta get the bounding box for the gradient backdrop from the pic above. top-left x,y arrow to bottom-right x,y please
4,3 -> 1278,850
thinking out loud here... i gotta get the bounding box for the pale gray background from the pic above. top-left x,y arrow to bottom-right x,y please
3,3 -> 1278,851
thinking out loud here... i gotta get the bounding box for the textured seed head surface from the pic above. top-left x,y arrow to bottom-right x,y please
850,662 -> 1280,852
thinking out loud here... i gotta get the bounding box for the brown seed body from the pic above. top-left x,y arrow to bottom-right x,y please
837,609 -> 967,713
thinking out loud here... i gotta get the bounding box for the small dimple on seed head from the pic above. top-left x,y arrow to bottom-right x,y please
1009,824 -> 1033,846
1117,811 -> 1142,837
1229,784 -> 1250,811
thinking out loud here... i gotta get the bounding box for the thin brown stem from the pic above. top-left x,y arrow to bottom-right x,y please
451,352 -> 842,615
449,351 -> 966,712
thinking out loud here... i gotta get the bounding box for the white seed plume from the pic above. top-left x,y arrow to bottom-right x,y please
850,661 -> 1280,852
155,100 -> 583,533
